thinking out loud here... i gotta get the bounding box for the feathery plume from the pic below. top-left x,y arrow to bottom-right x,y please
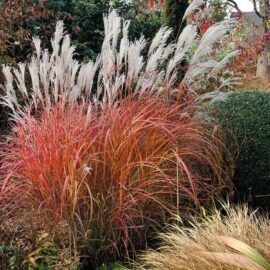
183,0 -> 205,20
1,5 -> 239,123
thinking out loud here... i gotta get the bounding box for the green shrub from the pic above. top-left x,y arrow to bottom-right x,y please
129,11 -> 162,43
43,0 -> 106,60
209,91 -> 270,209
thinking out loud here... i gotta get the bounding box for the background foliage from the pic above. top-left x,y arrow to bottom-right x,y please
209,91 -> 270,209
0,0 -> 162,63
0,0 -> 161,132
46,0 -> 161,61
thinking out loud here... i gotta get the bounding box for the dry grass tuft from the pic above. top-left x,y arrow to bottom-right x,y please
138,203 -> 270,270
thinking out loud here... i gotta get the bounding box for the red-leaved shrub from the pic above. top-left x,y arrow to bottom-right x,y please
0,96 -> 231,264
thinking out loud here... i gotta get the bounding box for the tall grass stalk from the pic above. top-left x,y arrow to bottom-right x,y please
1,7 -> 238,124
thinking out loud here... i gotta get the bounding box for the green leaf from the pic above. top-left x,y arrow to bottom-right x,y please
199,251 -> 266,270
219,236 -> 270,270
38,262 -> 47,270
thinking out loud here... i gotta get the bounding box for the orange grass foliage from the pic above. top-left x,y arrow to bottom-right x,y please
0,96 -> 231,263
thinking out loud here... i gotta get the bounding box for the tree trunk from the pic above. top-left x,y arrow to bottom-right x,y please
256,49 -> 268,78
163,0 -> 189,39
256,0 -> 269,79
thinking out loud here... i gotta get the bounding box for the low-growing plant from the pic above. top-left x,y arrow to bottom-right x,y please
97,261 -> 129,270
138,203 -> 270,270
0,241 -> 17,269
0,209 -> 79,269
